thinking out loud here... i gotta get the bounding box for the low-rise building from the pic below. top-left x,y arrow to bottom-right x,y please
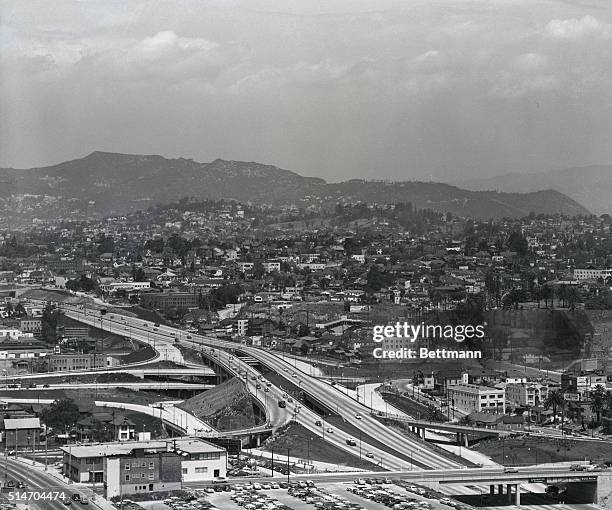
2,417 -> 41,450
46,353 -> 107,372
506,382 -> 548,407
60,437 -> 227,496
448,384 -> 506,414
140,291 -> 198,311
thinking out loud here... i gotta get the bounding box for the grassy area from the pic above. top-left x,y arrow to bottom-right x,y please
380,392 -> 446,421
473,436 -> 612,465
261,422 -> 383,471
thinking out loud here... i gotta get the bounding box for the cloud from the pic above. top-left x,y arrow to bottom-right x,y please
134,31 -> 218,60
545,15 -> 612,39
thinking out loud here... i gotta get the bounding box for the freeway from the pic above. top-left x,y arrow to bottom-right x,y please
1,382 -> 213,391
63,305 -> 464,471
0,396 -> 216,435
6,366 -> 215,380
0,458 -> 93,510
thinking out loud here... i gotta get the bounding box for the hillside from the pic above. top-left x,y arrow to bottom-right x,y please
0,151 -> 591,219
457,165 -> 612,215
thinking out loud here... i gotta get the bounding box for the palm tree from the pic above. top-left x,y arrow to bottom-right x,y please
604,390 -> 612,418
544,390 -> 564,423
591,385 -> 606,424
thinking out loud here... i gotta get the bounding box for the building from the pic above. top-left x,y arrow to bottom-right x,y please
140,291 -> 198,311
60,437 -> 227,496
46,353 -> 107,372
99,281 -> 151,294
0,341 -> 51,374
2,417 -> 41,450
506,382 -> 549,407
573,268 -> 612,280
448,384 -> 506,414
19,319 -> 42,335
0,329 -> 33,341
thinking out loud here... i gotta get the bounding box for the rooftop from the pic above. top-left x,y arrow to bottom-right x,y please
59,437 -> 225,458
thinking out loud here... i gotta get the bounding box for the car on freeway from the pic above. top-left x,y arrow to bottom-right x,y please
326,428 -> 333,433
365,452 -> 374,458
315,420 -> 322,426
355,413 -> 362,419
504,467 -> 519,473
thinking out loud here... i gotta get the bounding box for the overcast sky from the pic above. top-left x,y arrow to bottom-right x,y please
1,0 -> 611,182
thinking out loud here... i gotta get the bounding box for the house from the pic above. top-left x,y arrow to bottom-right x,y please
2,417 -> 41,450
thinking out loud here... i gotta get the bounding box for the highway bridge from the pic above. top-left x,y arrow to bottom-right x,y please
61,304 -> 465,471
7,366 -> 215,380
1,382 -> 213,391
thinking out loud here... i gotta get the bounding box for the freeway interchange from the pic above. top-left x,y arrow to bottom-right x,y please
60,303 -> 460,471
45,303 -> 608,510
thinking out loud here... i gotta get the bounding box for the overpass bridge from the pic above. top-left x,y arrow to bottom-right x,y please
1,382 -> 213,391
7,366 -> 215,380
377,415 -> 512,445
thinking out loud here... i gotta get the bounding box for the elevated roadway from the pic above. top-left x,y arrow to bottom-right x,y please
63,305 -> 465,471
1,382 -> 213,391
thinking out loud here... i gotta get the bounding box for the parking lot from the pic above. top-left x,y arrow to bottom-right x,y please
189,478 -> 474,510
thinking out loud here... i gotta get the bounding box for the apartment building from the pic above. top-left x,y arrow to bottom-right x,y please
448,383 -> 506,414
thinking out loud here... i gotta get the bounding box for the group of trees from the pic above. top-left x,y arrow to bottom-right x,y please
65,274 -> 100,294
197,284 -> 243,312
544,386 -> 612,430
40,398 -> 80,431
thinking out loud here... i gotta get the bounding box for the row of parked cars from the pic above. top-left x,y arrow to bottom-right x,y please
287,483 -> 365,510
397,481 -> 468,510
230,485 -> 290,509
348,485 -> 433,510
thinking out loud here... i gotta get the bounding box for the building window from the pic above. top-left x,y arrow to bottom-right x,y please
148,473 -> 154,480
182,468 -> 188,474
149,462 -> 154,469
195,467 -> 208,474
125,474 -> 130,481
124,464 -> 130,470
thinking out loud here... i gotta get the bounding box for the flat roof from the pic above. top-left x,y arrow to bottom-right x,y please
60,437 -> 225,458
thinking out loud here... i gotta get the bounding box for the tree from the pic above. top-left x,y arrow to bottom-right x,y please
40,398 -> 80,431
591,385 -> 606,424
544,390 -> 564,423
507,230 -> 528,257
41,304 -> 59,343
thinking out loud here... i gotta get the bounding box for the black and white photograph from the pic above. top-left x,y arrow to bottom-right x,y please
1,1 -> 612,509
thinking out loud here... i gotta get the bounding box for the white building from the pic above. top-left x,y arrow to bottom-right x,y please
573,268 -> 612,280
505,382 -> 549,407
448,384 -> 506,414
61,437 -> 227,493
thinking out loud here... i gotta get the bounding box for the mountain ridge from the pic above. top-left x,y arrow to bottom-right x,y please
0,151 -> 592,219
455,165 -> 612,215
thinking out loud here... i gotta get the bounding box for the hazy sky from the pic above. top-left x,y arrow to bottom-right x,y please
2,0 -> 612,182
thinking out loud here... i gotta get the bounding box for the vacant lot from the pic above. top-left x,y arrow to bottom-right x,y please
473,435 -> 612,465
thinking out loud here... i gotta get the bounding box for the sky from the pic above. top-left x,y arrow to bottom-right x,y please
1,0 -> 612,182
